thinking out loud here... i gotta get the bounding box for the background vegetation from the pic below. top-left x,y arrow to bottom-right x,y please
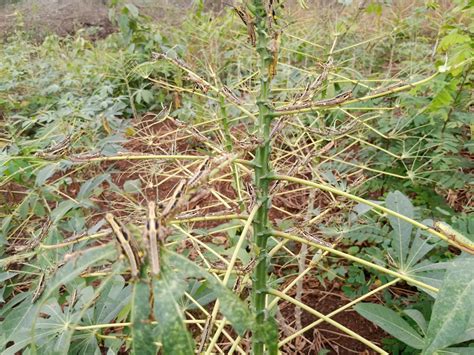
0,0 -> 473,354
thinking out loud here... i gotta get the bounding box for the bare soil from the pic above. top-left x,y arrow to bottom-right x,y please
0,0 -> 113,40
279,279 -> 389,354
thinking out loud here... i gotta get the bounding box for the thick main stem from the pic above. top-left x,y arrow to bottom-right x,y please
251,1 -> 274,354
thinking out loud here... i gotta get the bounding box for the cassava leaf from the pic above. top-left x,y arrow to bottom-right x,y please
0,294 -> 38,353
152,271 -> 194,355
405,232 -> 435,270
163,250 -> 254,335
424,258 -> 474,354
38,244 -> 116,305
403,309 -> 428,335
123,179 -> 142,194
35,163 -> 59,186
386,191 -> 414,269
70,331 -> 101,355
27,245 -> 116,353
131,281 -> 156,355
437,347 -> 474,355
76,175 -> 108,202
354,303 -> 425,349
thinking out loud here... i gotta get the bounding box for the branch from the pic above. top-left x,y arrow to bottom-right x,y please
273,174 -> 474,254
273,72 -> 439,116
151,52 -> 257,120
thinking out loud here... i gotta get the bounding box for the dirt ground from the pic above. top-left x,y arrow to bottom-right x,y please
0,0 -> 230,40
0,0 -> 112,39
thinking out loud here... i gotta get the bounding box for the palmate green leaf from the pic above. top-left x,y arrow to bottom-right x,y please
423,258 -> 474,354
38,244 -> 116,305
51,200 -> 80,224
183,279 -> 217,311
386,191 -> 414,269
34,299 -> 81,355
2,296 -> 81,355
437,347 -> 474,355
70,275 -> 129,355
354,303 -> 425,349
70,332 -> 101,355
131,281 -> 156,355
405,227 -> 436,269
0,294 -> 38,354
152,271 -> 194,355
24,245 -> 117,353
91,275 -> 131,324
0,271 -> 17,283
76,175 -> 108,203
455,311 -> 474,344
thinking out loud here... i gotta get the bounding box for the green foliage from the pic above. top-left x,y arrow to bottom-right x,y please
0,244 -> 117,354
152,273 -> 195,354
1,1 -> 473,354
355,257 -> 474,354
130,281 -> 156,354
355,303 -> 425,349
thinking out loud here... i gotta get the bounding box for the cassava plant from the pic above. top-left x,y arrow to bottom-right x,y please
1,1 -> 474,354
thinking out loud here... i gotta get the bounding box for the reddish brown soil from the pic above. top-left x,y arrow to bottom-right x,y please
279,281 -> 389,354
0,0 -> 114,41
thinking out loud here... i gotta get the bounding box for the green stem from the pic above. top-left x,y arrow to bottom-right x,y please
251,1 -> 275,354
